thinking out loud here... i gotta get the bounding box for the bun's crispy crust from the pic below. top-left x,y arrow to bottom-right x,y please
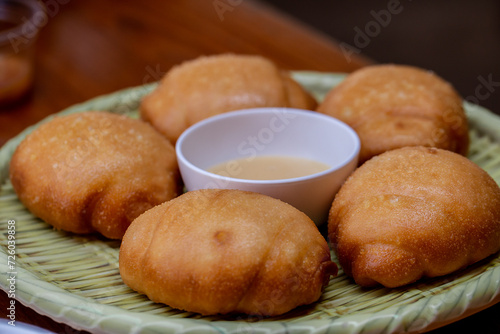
317,64 -> 469,163
328,147 -> 500,287
119,189 -> 337,316
10,111 -> 180,239
140,54 -> 317,142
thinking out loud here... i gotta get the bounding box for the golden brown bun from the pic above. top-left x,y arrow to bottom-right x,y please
317,64 -> 469,164
140,54 -> 317,143
120,189 -> 337,316
10,111 -> 180,239
328,146 -> 500,288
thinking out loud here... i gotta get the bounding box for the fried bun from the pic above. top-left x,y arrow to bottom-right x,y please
10,111 -> 181,239
120,189 -> 337,315
328,146 -> 500,287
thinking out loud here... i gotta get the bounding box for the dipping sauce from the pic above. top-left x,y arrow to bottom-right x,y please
207,155 -> 331,180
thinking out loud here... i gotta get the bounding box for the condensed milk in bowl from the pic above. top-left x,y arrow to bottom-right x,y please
176,107 -> 360,225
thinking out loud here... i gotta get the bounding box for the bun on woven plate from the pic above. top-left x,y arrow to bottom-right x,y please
317,64 -> 469,164
140,53 -> 317,143
328,146 -> 500,288
10,111 -> 181,239
120,189 -> 337,316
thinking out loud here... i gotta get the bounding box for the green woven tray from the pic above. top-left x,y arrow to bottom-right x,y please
0,72 -> 499,334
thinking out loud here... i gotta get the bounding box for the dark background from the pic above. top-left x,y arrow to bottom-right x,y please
262,0 -> 500,115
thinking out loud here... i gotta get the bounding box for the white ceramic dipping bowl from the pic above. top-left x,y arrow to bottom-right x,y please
175,108 -> 360,226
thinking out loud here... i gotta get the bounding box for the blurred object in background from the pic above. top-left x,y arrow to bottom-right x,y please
0,0 -> 43,107
262,0 -> 500,115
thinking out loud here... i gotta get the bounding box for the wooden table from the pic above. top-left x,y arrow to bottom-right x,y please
0,0 -> 370,147
0,0 -> 498,333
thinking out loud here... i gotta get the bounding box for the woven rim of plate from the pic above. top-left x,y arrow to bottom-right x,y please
0,72 -> 499,334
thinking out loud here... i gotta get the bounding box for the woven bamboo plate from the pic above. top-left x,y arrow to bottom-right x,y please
0,72 -> 499,334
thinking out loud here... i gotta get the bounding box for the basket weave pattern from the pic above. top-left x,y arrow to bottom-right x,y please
0,72 -> 499,334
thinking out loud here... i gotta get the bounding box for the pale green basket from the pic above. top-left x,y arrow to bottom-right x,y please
0,72 -> 499,334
